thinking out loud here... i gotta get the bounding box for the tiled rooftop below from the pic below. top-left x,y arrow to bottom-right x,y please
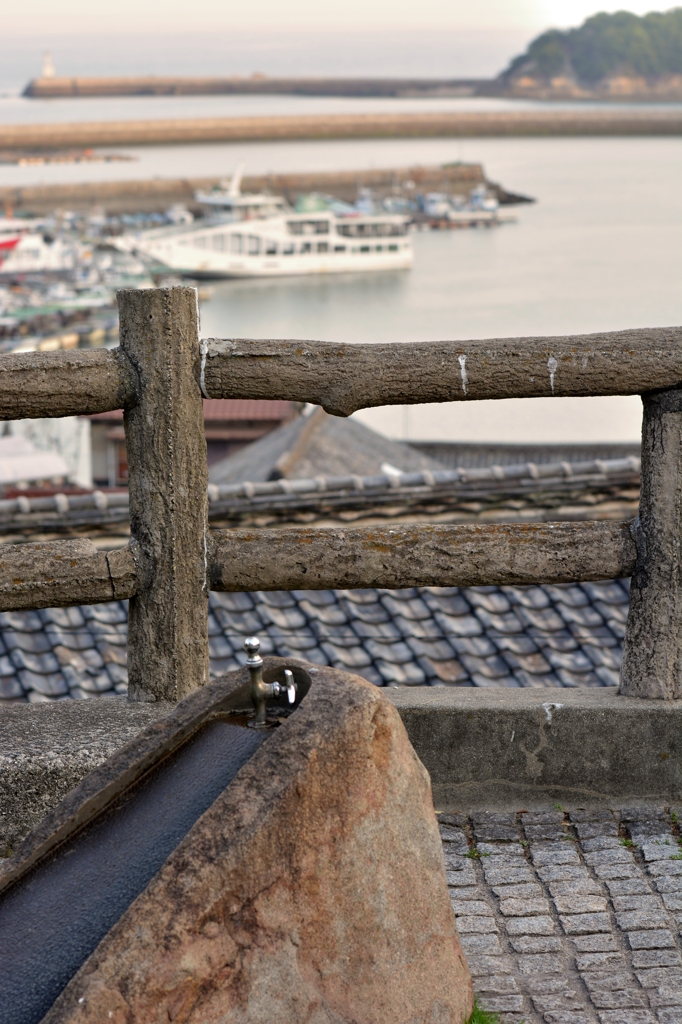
0,579 -> 630,702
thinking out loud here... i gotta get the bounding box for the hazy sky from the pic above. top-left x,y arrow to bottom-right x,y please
4,0 -> 665,34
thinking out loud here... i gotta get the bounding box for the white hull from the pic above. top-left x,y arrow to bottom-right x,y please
0,233 -> 78,276
121,206 -> 413,280
157,249 -> 413,279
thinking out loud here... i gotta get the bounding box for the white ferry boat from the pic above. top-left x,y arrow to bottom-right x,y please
119,173 -> 413,279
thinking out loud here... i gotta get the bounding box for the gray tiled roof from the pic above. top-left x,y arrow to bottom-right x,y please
208,408 -> 443,485
0,455 -> 640,545
410,440 -> 641,470
0,579 -> 630,703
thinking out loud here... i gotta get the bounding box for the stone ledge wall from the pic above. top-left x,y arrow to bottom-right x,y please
2,688 -> 680,854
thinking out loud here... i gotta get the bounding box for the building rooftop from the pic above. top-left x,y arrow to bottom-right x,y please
0,576 -> 629,704
89,399 -> 296,423
208,407 -> 443,485
0,447 -> 640,545
0,414 -> 640,703
409,440 -> 641,469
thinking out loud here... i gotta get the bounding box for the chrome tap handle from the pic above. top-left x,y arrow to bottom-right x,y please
245,637 -> 297,728
283,668 -> 296,704
271,669 -> 297,704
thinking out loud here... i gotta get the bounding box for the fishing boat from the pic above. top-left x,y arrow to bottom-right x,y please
117,169 -> 413,279
0,232 -> 79,277
419,185 -> 516,228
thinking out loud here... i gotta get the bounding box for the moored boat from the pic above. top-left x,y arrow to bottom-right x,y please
418,185 -> 516,228
117,170 -> 413,279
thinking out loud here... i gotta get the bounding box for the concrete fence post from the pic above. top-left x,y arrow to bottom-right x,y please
620,388 -> 682,699
118,287 -> 209,702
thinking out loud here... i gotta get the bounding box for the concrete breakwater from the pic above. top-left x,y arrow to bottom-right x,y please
0,164 -> 494,215
0,109 -> 680,152
24,75 -> 487,99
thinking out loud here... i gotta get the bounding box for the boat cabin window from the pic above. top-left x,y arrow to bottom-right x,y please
300,242 -> 312,254
231,234 -> 242,254
282,242 -> 294,255
247,236 -> 261,255
212,234 -> 227,252
337,221 -> 406,238
265,240 -> 278,255
334,245 -> 346,252
317,241 -> 328,253
287,220 -> 329,236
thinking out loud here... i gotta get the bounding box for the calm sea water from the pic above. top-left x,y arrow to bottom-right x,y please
192,135 -> 681,444
1,86 -> 679,443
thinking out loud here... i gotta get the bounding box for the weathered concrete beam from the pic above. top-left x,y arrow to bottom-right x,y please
386,687 -> 682,810
209,520 -> 637,591
0,520 -> 636,611
621,388 -> 682,699
0,695 -> 171,855
119,287 -> 209,703
0,326 -> 678,422
0,348 -> 135,420
204,328 -> 682,416
0,539 -> 135,610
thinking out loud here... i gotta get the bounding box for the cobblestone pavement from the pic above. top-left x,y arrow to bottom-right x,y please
439,807 -> 682,1024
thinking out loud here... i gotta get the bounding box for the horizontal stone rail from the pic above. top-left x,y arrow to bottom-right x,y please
0,349 -> 135,420
0,327 -> 680,420
202,329 -> 682,416
0,539 -> 136,610
0,521 -> 637,610
209,521 -> 637,591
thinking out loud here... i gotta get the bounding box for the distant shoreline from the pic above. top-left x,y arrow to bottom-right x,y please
22,76 -> 488,100
22,74 -> 682,103
0,110 -> 679,152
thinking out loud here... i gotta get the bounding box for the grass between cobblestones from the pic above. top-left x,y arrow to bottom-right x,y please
465,1000 -> 523,1024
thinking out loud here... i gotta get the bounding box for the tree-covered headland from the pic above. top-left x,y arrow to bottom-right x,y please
496,8 -> 682,98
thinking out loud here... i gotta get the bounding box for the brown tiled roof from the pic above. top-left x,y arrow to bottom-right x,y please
89,400 -> 295,423
202,399 -> 295,421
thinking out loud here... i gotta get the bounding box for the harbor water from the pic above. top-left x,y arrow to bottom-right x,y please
191,134 -> 680,444
1,90 -> 680,444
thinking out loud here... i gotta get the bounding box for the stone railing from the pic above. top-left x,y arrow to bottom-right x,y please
0,286 -> 679,701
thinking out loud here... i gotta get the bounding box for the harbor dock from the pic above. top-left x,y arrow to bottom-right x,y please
0,164 -> 531,216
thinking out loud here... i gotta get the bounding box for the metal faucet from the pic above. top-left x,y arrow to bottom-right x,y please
244,637 -> 297,728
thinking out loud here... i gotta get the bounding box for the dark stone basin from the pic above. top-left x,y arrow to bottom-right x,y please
0,658 -> 314,1024
0,715 -> 268,1024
